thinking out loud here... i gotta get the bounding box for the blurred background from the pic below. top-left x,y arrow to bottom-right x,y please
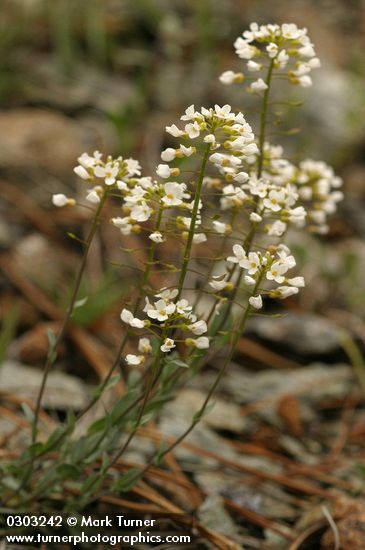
0,0 -> 365,366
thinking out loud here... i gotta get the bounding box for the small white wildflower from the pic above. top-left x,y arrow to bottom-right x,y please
86,188 -> 102,204
188,320 -> 207,335
250,212 -> 262,223
212,220 -> 229,234
287,276 -> 305,287
94,162 -> 119,186
189,336 -> 210,349
249,295 -> 263,309
125,354 -> 144,366
146,299 -> 176,322
267,220 -> 287,236
185,122 -> 200,139
162,182 -> 187,206
120,308 -> 145,328
138,338 -> 152,354
74,165 -> 91,180
160,338 -> 176,353
219,70 -> 244,85
161,148 -> 176,162
52,194 -> 75,207
227,244 -> 247,267
149,231 -> 165,243
247,60 -> 262,72
166,124 -> 185,137
250,78 -> 268,92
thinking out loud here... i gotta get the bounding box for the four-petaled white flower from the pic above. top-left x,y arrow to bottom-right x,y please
162,182 -> 187,206
94,162 -> 119,186
145,299 -> 176,322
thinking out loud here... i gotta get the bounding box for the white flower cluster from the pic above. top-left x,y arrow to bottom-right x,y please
296,160 -> 344,234
220,22 -> 320,91
121,288 -> 209,366
165,104 -> 258,176
73,151 -> 142,204
214,141 -> 343,238
227,243 -> 305,309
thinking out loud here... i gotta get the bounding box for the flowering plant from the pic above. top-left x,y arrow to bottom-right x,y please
3,22 -> 343,509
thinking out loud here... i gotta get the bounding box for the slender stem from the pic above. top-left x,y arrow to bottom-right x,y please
176,142 -> 211,300
197,59 -> 276,353
20,191 -> 108,490
137,274 -> 263,478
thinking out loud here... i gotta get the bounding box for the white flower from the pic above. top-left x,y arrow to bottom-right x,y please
263,189 -> 286,211
86,188 -> 101,204
188,320 -> 207,335
274,286 -> 299,298
247,60 -> 262,72
250,212 -> 262,223
120,309 -> 145,328
52,194 -> 74,207
138,338 -> 152,354
267,220 -> 287,236
162,182 -> 187,206
266,262 -> 289,283
212,220 -> 229,234
234,37 -> 257,59
74,165 -> 91,180
219,70 -> 244,84
193,233 -> 207,244
157,164 -> 173,179
190,336 -> 210,349
166,124 -> 185,137
181,105 -> 198,121
161,338 -> 176,353
209,275 -> 231,291
161,148 -> 176,162
111,216 -> 132,235
149,231 -> 165,243
125,158 -> 141,177
250,78 -> 268,92
185,122 -> 200,139
130,202 -> 152,222
242,252 -> 261,275
155,288 -> 179,300
287,276 -> 305,287
249,295 -> 263,309
233,172 -> 249,184
94,162 -> 119,186
125,354 -> 144,366
244,275 -> 256,286
266,42 -> 279,57
146,299 -> 176,322
298,75 -> 312,87
227,244 -> 247,267
179,144 -> 195,157
204,134 -> 216,144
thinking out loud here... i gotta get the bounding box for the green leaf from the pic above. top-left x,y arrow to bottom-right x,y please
192,401 -> 216,423
56,463 -> 81,480
112,468 -> 140,492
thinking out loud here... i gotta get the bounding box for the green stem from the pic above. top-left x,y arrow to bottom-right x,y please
20,190 -> 109,490
176,143 -> 211,299
137,274 -> 264,478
